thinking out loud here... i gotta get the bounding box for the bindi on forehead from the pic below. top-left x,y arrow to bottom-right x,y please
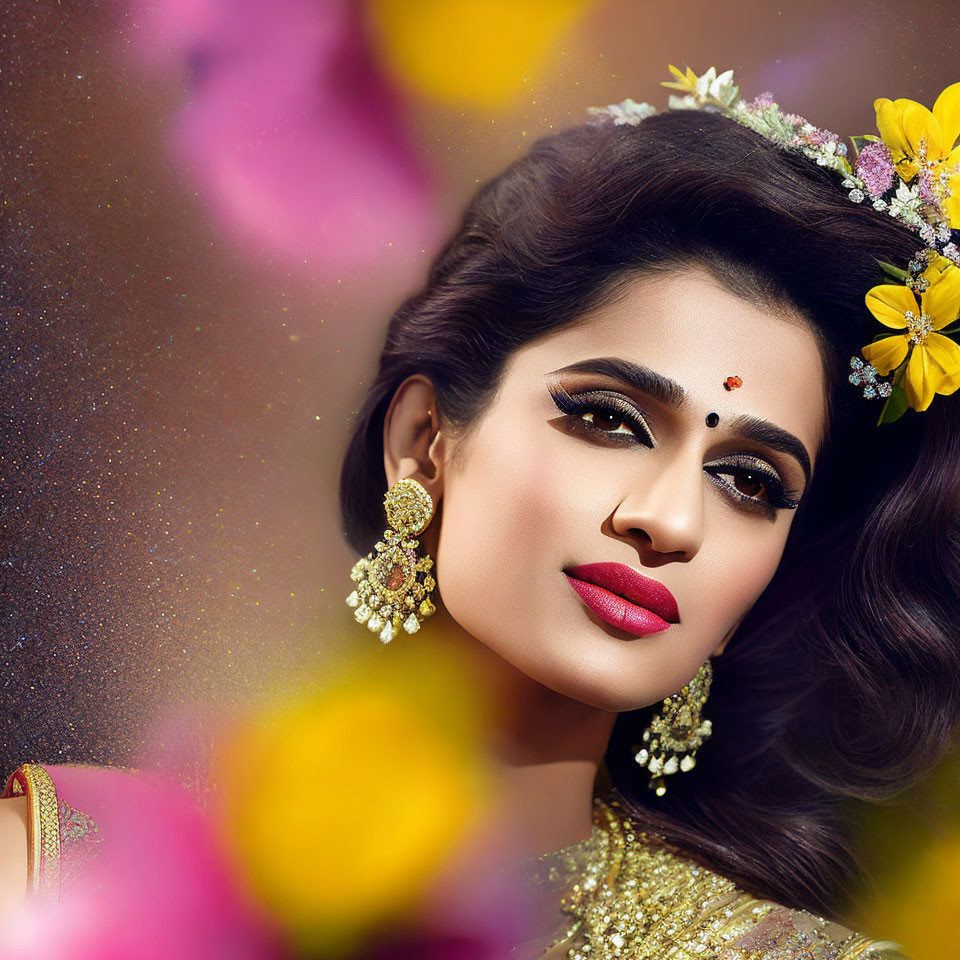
545,356 -> 814,483
708,376 -> 743,423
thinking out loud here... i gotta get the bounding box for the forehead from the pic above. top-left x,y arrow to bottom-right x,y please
509,268 -> 828,453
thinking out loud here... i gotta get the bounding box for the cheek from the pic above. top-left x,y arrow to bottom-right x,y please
696,516 -> 791,633
434,416 -> 578,635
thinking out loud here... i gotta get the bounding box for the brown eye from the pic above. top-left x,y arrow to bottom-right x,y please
585,410 -> 628,432
704,455 -> 800,517
733,471 -> 768,501
547,386 -> 656,447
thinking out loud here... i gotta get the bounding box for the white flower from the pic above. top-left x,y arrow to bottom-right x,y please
710,69 -> 737,101
667,93 -> 699,111
694,66 -> 719,100
692,67 -> 738,107
889,180 -> 922,220
897,181 -> 920,204
586,99 -> 657,126
613,98 -> 657,124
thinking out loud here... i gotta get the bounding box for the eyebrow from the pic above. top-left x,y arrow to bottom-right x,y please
547,357 -> 813,485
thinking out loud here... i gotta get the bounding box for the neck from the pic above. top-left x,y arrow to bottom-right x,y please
434,605 -> 619,862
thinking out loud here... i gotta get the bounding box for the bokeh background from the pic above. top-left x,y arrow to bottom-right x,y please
1,1 -> 958,955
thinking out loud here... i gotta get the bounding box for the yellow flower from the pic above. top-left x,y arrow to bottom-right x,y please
873,82 -> 960,226
661,64 -> 735,105
661,64 -> 699,95
212,634 -> 494,952
862,259 -> 960,411
367,0 -> 593,109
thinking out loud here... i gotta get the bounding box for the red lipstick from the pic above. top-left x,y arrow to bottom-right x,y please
564,562 -> 679,637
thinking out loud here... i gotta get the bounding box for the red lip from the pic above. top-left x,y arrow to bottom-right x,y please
564,562 -> 679,637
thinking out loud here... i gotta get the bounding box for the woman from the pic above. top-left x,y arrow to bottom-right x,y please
338,67 -> 960,958
3,66 -> 959,958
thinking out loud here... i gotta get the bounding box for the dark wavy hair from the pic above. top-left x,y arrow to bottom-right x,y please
339,109 -> 960,918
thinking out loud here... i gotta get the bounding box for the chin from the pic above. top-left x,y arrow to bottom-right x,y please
524,655 -> 657,713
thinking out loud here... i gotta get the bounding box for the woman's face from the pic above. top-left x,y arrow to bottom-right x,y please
432,267 -> 828,712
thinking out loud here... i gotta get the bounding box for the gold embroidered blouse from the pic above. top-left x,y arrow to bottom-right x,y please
511,793 -> 908,960
5,763 -> 908,958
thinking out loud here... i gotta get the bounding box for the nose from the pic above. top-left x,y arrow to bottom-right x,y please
609,449 -> 705,562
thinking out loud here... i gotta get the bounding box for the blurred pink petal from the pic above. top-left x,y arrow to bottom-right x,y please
2,765 -> 282,960
125,0 -> 439,280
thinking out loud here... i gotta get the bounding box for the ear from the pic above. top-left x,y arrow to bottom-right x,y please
382,375 -> 445,503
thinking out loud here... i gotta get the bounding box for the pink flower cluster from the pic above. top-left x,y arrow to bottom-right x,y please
854,141 -> 896,197
749,91 -> 776,109
918,170 -> 938,208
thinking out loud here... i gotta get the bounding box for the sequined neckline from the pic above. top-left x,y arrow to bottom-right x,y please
507,810 -> 607,894
509,791 -> 637,901
522,792 -> 744,959
513,793 -> 868,960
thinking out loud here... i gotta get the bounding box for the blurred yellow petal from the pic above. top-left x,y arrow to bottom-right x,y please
862,335 -> 909,376
902,101 -> 942,158
926,332 -> 960,394
866,283 -> 917,329
932,81 -> 960,156
368,0 -> 595,109
904,344 -> 940,411
214,635 -> 493,951
922,264 -> 960,328
856,827 -> 960,959
850,753 -> 960,956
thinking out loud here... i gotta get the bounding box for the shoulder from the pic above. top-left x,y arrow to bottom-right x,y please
600,802 -> 909,960
0,793 -> 28,906
834,932 -> 912,959
1,760 -> 122,901
1,759 -> 205,903
709,894 -> 909,960
0,761 -> 279,954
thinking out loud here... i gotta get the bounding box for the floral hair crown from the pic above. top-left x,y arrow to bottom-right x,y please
587,65 -> 960,424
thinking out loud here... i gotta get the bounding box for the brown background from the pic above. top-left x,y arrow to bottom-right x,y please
1,2 -> 957,949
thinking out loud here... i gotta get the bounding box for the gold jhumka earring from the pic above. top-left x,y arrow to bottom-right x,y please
633,658 -> 713,797
346,477 -> 437,644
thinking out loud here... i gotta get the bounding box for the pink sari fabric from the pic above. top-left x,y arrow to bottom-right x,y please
2,762 -> 281,960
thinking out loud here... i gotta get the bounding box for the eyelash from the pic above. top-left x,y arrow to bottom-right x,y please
546,384 -> 803,519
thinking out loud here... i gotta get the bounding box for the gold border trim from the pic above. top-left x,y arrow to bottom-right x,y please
839,934 -> 910,959
2,763 -> 61,899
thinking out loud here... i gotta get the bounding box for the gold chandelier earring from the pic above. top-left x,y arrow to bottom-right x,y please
346,477 -> 437,644
633,658 -> 713,797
